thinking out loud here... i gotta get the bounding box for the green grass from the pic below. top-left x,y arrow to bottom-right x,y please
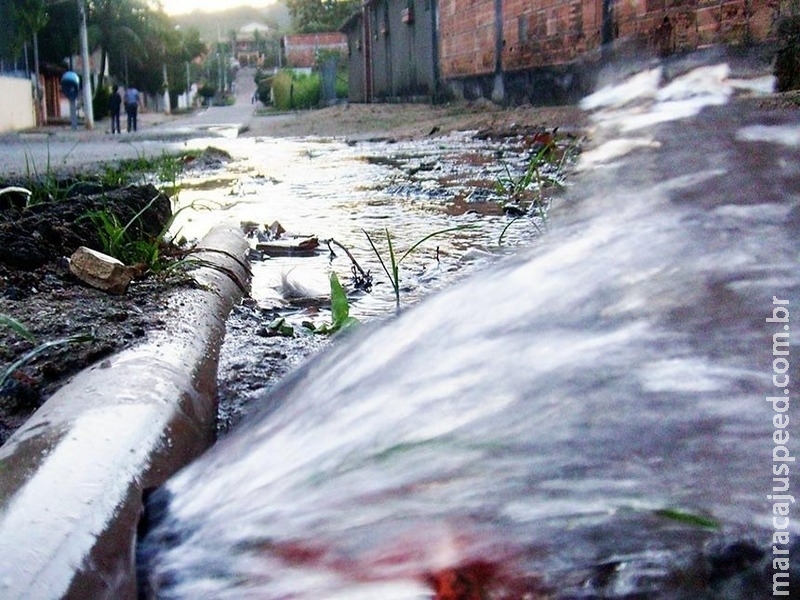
364,225 -> 474,313
0,315 -> 93,391
494,136 -> 578,240
269,67 -> 348,110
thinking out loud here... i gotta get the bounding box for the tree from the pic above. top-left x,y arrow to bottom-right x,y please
87,0 -> 149,91
285,0 -> 359,34
1,0 -> 206,111
8,0 -> 49,57
165,26 -> 205,105
35,2 -> 81,65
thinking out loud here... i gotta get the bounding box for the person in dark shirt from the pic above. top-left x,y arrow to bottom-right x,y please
108,84 -> 122,134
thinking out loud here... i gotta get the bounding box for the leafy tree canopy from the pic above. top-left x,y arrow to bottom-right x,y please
2,0 -> 207,99
285,0 -> 359,33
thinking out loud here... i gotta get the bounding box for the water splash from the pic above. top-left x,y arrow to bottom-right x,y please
139,55 -> 799,599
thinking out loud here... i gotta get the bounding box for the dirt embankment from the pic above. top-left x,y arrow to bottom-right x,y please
244,100 -> 588,140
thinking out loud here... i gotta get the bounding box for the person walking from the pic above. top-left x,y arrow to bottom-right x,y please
124,85 -> 140,132
108,84 -> 122,134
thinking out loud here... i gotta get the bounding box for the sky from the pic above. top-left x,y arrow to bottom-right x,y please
160,0 -> 277,16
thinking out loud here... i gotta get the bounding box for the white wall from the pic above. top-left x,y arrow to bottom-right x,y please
0,76 -> 36,133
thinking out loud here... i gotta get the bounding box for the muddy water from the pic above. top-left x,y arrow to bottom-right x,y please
141,53 -> 799,599
170,129 -> 570,429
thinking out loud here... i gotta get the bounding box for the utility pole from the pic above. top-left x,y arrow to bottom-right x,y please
162,61 -> 170,114
77,0 -> 94,129
185,62 -> 191,108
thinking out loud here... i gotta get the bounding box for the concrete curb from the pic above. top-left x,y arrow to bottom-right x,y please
0,225 -> 251,599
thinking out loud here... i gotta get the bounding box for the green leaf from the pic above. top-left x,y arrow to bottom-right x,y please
337,316 -> 360,334
311,272 -> 360,335
0,314 -> 36,343
653,508 -> 719,530
0,333 -> 94,390
266,317 -> 294,337
329,271 -> 350,326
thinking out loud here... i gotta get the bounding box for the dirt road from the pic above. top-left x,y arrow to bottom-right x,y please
0,67 -> 587,178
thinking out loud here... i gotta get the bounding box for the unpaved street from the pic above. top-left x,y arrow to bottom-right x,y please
0,67 -> 586,178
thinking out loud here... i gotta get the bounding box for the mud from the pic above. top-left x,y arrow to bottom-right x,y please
0,183 -> 180,442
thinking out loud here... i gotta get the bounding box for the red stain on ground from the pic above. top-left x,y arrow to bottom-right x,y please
427,562 -> 495,599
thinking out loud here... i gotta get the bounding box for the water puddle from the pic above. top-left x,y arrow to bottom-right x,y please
168,129 -> 573,430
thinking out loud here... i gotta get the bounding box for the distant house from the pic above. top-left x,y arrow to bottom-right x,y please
282,32 -> 347,69
235,22 -> 272,67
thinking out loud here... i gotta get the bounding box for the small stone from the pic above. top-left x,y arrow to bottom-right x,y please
68,246 -> 134,295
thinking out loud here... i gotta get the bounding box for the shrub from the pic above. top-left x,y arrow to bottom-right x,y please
272,69 -> 321,110
335,70 -> 349,99
198,83 -> 217,105
256,76 -> 273,105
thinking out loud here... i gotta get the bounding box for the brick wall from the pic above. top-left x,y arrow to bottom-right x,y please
283,33 -> 348,68
439,0 -> 783,80
439,0 -> 498,77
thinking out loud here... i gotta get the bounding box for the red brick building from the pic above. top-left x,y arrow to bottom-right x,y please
283,32 -> 348,69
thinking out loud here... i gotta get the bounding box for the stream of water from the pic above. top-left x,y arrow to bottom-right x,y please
168,123 -> 572,429
172,129 -> 556,312
140,52 -> 799,599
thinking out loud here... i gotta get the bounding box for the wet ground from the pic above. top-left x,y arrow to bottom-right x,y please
138,56 -> 800,599
2,61 -> 795,445
0,104 -> 582,443
171,123 -> 583,432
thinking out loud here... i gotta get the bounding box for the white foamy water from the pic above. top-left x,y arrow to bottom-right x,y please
139,57 -> 799,599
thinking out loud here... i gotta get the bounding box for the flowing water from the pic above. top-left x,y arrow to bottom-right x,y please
140,51 -> 799,599
169,119 -> 574,429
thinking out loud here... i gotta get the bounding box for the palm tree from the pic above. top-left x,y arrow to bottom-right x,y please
88,0 -> 147,91
252,28 -> 263,66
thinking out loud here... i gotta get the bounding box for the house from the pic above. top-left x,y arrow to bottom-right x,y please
342,0 -> 783,104
341,0 -> 439,103
282,32 -> 348,69
235,22 -> 273,67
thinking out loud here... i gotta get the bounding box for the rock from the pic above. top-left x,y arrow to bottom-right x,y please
68,246 -> 134,295
502,202 -> 526,217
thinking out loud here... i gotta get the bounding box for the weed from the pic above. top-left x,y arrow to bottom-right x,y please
310,271 -> 360,335
652,507 -> 719,530
494,136 -> 577,238
325,238 -> 373,291
363,224 -> 474,313
99,150 -> 193,194
0,315 -> 93,391
0,314 -> 36,343
497,217 -> 521,246
21,141 -> 83,205
80,192 -> 167,269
